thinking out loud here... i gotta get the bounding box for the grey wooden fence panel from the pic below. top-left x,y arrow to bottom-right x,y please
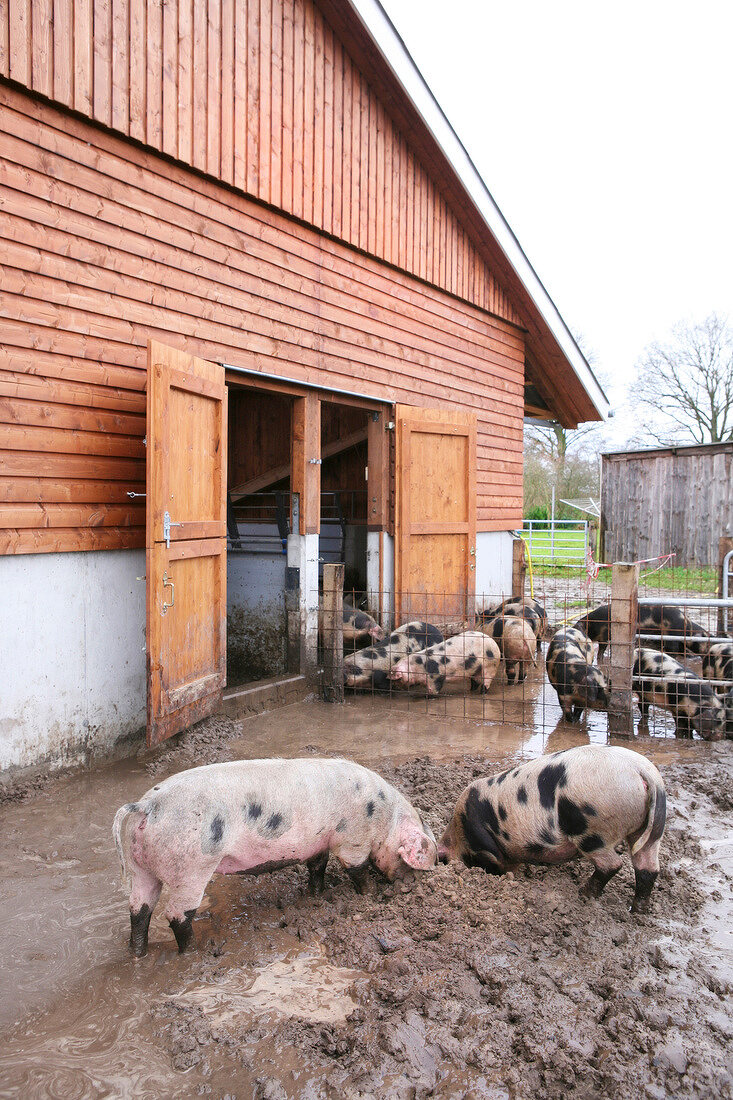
601,445 -> 733,566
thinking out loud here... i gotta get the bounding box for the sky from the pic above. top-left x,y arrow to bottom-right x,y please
379,0 -> 733,444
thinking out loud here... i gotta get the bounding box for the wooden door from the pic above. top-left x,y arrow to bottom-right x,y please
394,405 -> 477,631
146,341 -> 227,745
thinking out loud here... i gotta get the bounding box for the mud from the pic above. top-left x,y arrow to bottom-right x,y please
1,701 -> 731,1099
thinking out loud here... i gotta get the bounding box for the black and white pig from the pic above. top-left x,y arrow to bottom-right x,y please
546,626 -> 609,722
113,758 -> 438,957
389,631 -> 501,695
702,641 -> 733,690
574,603 -> 710,660
318,601 -> 386,648
632,648 -> 726,740
479,596 -> 549,644
480,615 -> 537,684
343,621 -> 443,690
438,745 -> 666,912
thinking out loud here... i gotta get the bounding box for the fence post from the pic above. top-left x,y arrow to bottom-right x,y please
322,563 -> 344,703
512,538 -> 527,599
717,536 -> 733,635
608,562 -> 639,736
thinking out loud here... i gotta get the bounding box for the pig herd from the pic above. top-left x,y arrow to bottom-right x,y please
114,744 -> 667,956
340,596 -> 733,741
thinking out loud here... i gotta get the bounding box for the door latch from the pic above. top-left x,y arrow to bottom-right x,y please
162,571 -> 175,615
163,510 -> 183,548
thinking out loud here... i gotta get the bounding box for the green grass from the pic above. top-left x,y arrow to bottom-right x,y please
527,560 -> 718,596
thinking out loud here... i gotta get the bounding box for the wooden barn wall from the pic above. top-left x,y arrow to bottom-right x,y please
0,0 -> 523,329
601,449 -> 733,567
0,86 -> 525,553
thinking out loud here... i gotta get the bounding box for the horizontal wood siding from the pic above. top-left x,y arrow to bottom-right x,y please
601,447 -> 733,567
1,0 -> 522,328
0,87 -> 524,552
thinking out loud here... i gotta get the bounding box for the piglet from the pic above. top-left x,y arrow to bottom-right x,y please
343,621 -> 443,690
439,745 -> 666,912
389,631 -> 501,695
546,626 -> 609,722
480,615 -> 537,684
113,758 -> 437,957
633,648 -> 726,740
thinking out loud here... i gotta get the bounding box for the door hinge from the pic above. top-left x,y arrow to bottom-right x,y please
308,458 -> 322,465
161,571 -> 175,615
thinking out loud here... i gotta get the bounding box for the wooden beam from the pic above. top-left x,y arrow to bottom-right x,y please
367,410 -> 388,530
291,392 -> 320,534
230,426 -> 366,500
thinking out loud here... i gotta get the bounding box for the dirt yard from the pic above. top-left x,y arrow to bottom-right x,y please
1,699 -> 731,1099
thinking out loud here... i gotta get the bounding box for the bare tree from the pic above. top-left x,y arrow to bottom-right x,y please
630,313 -> 733,445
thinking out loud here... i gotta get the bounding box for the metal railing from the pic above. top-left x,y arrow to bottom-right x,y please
521,519 -> 589,565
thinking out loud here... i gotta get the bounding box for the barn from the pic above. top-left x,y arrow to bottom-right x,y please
601,441 -> 733,567
0,0 -> 607,770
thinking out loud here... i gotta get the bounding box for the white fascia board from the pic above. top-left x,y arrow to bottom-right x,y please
346,0 -> 610,420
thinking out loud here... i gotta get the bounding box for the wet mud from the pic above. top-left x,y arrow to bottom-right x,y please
1,699 -> 731,1099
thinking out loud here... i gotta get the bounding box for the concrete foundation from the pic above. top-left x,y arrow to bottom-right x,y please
0,549 -> 146,772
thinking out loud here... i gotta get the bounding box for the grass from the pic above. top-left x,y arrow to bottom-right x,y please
520,529 -> 587,563
527,560 -> 718,596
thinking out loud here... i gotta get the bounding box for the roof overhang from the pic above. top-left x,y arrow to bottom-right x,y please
316,0 -> 610,428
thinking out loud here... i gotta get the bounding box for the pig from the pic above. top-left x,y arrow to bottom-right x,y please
545,626 -> 609,722
389,631 -> 501,695
702,641 -> 733,690
113,757 -> 438,957
319,601 -> 386,648
479,596 -> 549,643
725,688 -> 733,738
438,745 -> 666,912
632,648 -> 726,740
574,603 -> 710,660
343,621 -> 443,690
480,615 -> 537,684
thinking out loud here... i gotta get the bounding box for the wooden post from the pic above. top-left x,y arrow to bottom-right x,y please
717,536 -> 733,635
512,538 -> 526,600
608,562 -> 639,736
322,563 -> 344,703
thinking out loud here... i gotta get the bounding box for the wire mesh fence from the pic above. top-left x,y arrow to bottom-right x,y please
317,560 -> 733,743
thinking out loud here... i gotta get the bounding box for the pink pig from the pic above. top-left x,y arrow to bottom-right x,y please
113,757 -> 437,956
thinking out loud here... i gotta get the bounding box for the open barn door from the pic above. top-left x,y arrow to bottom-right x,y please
394,405 -> 477,631
146,341 -> 227,746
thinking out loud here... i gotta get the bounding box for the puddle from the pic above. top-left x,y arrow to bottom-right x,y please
172,949 -> 363,1027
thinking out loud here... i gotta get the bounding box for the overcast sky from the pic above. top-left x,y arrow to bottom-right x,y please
380,0 -> 733,443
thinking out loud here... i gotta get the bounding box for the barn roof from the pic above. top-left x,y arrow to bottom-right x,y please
318,0 -> 609,428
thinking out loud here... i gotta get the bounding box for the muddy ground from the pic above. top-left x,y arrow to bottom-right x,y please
1,699 -> 731,1099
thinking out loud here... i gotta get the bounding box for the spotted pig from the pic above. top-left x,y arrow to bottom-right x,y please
632,648 -> 726,740
318,601 -> 385,648
546,626 -> 609,722
702,641 -> 733,691
343,621 -> 443,690
113,758 -> 437,957
438,745 -> 666,912
480,615 -> 537,684
389,631 -> 501,695
479,596 -> 549,644
574,602 -> 710,660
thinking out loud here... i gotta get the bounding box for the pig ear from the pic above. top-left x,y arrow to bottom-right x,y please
397,818 -> 436,870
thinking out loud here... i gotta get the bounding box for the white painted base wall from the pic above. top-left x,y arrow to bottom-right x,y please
0,550 -> 146,772
475,531 -> 515,611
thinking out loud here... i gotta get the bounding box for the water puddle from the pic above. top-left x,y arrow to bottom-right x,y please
171,949 -> 364,1028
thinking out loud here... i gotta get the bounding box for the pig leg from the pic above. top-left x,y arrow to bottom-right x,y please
128,864 -> 162,958
345,861 -> 372,894
306,851 -> 329,895
630,839 -> 662,913
164,874 -> 211,953
579,846 -> 624,900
